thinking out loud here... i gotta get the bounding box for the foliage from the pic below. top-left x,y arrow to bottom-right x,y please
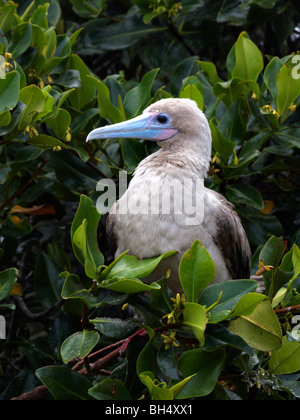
0,0 -> 300,401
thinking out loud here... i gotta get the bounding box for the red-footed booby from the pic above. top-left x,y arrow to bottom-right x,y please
87,98 -> 251,292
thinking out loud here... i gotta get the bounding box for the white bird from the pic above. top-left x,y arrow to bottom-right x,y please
87,98 -> 251,292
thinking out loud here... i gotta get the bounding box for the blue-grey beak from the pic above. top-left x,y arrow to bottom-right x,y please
86,112 -> 178,142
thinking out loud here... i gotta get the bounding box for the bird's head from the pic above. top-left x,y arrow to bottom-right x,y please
86,98 -> 212,153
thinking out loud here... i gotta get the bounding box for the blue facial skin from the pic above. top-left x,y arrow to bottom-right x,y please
86,112 -> 179,142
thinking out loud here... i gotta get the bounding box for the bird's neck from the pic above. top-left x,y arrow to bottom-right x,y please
134,139 -> 211,180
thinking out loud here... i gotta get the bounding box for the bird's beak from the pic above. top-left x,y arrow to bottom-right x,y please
86,113 -> 178,142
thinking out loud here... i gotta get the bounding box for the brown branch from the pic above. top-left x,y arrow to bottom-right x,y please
274,304 -> 300,315
78,345 -> 122,377
0,157 -> 49,212
11,324 -> 182,400
14,296 -> 65,320
11,385 -> 49,401
11,343 -> 124,400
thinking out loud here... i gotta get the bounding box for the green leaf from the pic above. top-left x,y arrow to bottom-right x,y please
34,253 -> 63,308
26,135 -> 67,150
121,138 -> 147,169
100,278 -> 161,293
0,4 -> 18,33
204,323 -> 254,355
276,63 -> 300,116
136,328 -> 156,376
226,183 -> 264,210
30,3 -> 49,30
291,244 -> 300,282
183,302 -> 208,345
179,240 -> 215,302
177,348 -> 225,398
105,251 -> 177,281
9,22 -> 33,59
88,76 -> 124,123
209,120 -> 235,160
179,84 -> 204,110
198,60 -> 222,85
35,366 -> 92,400
0,110 -> 11,127
90,317 -> 139,340
228,300 -> 282,351
0,71 -> 20,113
60,330 -> 99,364
87,15 -> 165,51
124,68 -> 159,117
232,32 -> 263,82
66,54 -> 95,110
44,27 -> 57,60
0,268 -> 18,301
264,56 -> 283,102
18,85 -> 46,130
46,109 -> 71,139
170,57 -> 199,96
199,279 -> 259,323
157,341 -> 181,381
89,379 -> 131,400
71,195 -> 104,277
0,163 -> 10,184
269,335 -> 300,374
277,128 -> 300,149
259,236 -> 286,296
138,371 -> 173,400
227,293 -> 266,319
60,271 -> 98,308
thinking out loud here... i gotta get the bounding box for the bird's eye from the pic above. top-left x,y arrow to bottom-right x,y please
156,114 -> 169,124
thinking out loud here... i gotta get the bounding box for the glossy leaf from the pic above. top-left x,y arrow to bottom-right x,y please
228,300 -> 282,351
60,330 -> 99,364
105,251 -> 176,281
9,22 -> 32,59
177,348 -> 225,398
179,240 -> 216,302
183,302 -> 207,345
35,366 -> 92,400
276,63 -> 300,116
60,271 -> 98,308
89,379 -> 131,400
269,336 -> 300,374
226,183 -> 264,210
90,317 -> 139,339
71,194 -> 104,277
0,268 -> 18,301
0,71 -> 20,113
232,32 -> 263,82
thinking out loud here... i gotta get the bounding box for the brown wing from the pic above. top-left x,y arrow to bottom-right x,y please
213,195 -> 251,279
106,212 -> 118,257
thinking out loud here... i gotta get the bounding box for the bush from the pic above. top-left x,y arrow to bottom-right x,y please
0,0 -> 300,401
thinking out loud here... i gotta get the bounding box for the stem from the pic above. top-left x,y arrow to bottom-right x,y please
274,304 -> 300,315
0,157 -> 49,213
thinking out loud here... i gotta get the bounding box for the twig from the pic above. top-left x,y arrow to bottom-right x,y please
274,304 -> 300,315
71,338 -> 127,371
14,296 -> 65,320
11,385 -> 49,401
11,323 -> 182,400
78,346 -> 122,377
0,157 -> 49,212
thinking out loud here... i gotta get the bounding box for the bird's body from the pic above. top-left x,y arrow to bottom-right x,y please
87,98 -> 251,291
